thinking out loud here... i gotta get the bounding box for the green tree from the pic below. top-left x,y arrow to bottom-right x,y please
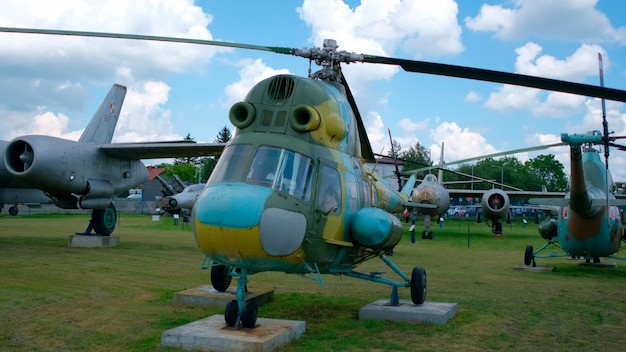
524,154 -> 567,192
452,154 -> 565,192
400,142 -> 432,174
197,126 -> 233,182
174,133 -> 199,166
169,163 -> 198,182
215,125 -> 232,143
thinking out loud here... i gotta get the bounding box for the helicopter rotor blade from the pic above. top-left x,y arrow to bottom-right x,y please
608,142 -> 626,152
0,26 -> 296,55
362,55 -> 626,103
2,27 -> 626,103
387,128 -> 403,192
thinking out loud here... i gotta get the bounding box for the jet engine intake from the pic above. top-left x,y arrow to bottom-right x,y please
290,104 -> 321,132
481,189 -> 510,220
229,102 -> 256,129
4,136 -> 91,193
5,139 -> 35,173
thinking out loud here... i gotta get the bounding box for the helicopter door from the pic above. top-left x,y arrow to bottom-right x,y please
314,164 -> 345,244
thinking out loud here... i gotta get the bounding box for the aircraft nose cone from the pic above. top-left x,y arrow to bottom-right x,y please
192,183 -> 306,272
194,183 -> 271,228
414,187 -> 437,203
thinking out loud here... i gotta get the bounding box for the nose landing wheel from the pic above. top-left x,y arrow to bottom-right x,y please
224,269 -> 258,329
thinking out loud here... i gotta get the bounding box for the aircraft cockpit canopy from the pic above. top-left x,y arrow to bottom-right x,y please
207,144 -> 314,201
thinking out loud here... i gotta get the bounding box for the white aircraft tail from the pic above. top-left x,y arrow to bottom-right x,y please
78,84 -> 127,144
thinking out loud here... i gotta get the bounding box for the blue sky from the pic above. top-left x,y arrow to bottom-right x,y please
1,0 -> 625,179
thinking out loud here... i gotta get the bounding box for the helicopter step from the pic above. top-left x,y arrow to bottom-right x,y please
162,315 -> 305,352
359,300 -> 457,325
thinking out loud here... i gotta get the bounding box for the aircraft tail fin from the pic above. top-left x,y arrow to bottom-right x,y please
78,84 -> 127,144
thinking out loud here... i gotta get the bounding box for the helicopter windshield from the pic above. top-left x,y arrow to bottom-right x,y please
207,144 -> 252,185
246,146 -> 314,201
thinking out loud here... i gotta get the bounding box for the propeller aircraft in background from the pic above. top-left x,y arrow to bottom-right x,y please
0,83 -> 224,235
2,27 -> 626,329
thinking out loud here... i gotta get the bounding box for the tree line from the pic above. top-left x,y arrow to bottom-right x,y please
153,125 -> 232,183
391,141 -> 568,192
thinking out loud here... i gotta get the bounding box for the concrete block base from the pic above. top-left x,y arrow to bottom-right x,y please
173,285 -> 274,308
161,315 -> 305,352
513,264 -> 555,272
359,299 -> 457,325
68,235 -> 119,248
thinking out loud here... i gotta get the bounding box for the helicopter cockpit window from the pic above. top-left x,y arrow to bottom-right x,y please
207,144 -> 251,185
246,146 -> 314,201
344,171 -> 358,213
319,166 -> 342,215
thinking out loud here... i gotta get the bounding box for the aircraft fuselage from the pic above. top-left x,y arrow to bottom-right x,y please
193,74 -> 410,275
558,150 -> 623,257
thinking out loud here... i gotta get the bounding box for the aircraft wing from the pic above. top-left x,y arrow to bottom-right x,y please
405,201 -> 437,209
529,198 -> 626,207
99,142 -> 226,159
446,189 -> 565,198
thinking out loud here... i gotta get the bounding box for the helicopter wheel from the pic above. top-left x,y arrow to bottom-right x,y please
421,231 -> 427,239
427,231 -> 434,240
241,301 -> 258,328
8,206 -> 18,216
410,266 -> 427,305
211,264 -> 232,292
524,245 -> 534,266
593,256 -> 600,264
224,300 -> 238,327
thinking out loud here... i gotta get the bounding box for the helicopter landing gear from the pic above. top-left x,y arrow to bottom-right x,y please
225,300 -> 238,326
224,268 -> 257,329
211,264 -> 232,292
410,266 -> 427,305
421,231 -> 434,240
524,245 -> 535,266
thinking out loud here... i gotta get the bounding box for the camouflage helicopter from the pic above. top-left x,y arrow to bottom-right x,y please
3,27 -> 626,329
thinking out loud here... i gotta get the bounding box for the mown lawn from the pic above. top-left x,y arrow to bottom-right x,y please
1,213 -> 625,351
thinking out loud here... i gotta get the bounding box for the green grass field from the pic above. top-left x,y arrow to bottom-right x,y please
1,213 -> 625,351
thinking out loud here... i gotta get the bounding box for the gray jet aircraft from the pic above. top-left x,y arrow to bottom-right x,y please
1,84 -> 224,235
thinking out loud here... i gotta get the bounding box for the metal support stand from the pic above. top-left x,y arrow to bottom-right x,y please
236,269 -> 248,324
389,286 -> 400,306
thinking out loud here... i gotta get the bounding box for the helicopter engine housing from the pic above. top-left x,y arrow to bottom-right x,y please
538,218 -> 558,240
351,207 -> 402,251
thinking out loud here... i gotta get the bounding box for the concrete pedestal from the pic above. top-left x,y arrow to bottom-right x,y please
68,235 -> 119,248
161,315 -> 305,352
359,300 -> 457,325
174,285 -> 274,308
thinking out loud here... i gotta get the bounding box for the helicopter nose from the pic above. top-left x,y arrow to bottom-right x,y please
192,183 -> 306,270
